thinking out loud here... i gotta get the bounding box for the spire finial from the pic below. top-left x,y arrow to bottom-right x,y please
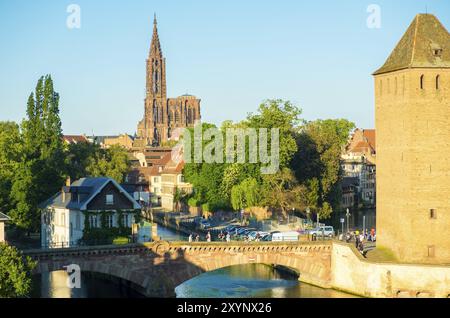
154,13 -> 157,25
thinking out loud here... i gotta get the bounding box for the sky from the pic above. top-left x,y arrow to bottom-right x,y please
0,0 -> 449,135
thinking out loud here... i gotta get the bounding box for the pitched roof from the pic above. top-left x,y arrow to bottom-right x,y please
374,14 -> 450,75
0,212 -> 10,222
63,135 -> 89,144
39,177 -> 140,210
362,129 -> 376,149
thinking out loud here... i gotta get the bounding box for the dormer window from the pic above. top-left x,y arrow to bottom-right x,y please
106,194 -> 114,205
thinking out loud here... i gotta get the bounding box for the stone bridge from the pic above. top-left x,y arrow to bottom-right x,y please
24,241 -> 332,297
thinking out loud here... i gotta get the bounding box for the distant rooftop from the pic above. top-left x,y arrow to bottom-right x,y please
374,14 -> 450,75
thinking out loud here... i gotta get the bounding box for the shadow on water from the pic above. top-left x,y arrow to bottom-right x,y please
30,271 -> 145,298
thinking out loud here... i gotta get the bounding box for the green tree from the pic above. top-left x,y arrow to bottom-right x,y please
0,244 -> 36,298
86,145 -> 130,183
293,119 -> 355,219
246,99 -> 302,169
260,168 -> 307,215
9,75 -> 66,232
0,122 -> 21,215
65,141 -> 100,181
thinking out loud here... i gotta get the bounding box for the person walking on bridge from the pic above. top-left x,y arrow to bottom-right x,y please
188,234 -> 193,243
206,231 -> 211,242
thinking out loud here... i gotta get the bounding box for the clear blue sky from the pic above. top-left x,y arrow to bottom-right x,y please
0,0 -> 449,135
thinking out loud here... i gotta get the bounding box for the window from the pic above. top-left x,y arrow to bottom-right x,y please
433,49 -> 443,57
428,245 -> 435,258
430,209 -> 437,219
436,75 -> 440,90
420,75 -> 425,89
61,213 -> 66,227
89,215 -> 98,228
106,194 -> 114,205
106,214 -> 114,228
123,214 -> 129,227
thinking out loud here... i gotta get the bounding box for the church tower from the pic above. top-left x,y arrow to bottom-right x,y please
137,15 -> 201,146
374,14 -> 450,263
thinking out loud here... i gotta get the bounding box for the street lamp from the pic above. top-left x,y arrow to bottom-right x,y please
346,208 -> 351,233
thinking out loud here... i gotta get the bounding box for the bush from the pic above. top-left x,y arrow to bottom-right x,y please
112,237 -> 130,245
188,197 -> 200,207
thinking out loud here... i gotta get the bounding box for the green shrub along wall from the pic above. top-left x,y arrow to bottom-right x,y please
81,209 -> 141,245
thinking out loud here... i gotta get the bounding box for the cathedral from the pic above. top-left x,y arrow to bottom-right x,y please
137,16 -> 201,146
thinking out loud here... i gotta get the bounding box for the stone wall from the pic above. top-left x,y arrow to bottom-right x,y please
331,242 -> 450,298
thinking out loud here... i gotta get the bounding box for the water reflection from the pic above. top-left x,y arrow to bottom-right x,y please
31,271 -> 144,298
176,264 -> 357,298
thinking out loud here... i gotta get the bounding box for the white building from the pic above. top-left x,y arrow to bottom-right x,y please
39,177 -> 141,248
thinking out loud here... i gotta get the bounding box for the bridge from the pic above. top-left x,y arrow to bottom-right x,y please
24,241 -> 333,297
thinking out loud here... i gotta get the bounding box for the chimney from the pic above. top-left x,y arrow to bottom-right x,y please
62,187 -> 66,203
66,176 -> 71,187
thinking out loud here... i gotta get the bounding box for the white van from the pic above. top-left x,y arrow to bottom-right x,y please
271,231 -> 300,242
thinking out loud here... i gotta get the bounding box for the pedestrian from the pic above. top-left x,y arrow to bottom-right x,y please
188,234 -> 193,243
226,233 -> 231,242
206,231 -> 211,242
195,234 -> 200,242
355,232 -> 360,249
370,228 -> 375,242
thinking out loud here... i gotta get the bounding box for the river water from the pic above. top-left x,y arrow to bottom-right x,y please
31,224 -> 357,298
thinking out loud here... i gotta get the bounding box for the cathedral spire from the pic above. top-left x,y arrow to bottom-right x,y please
150,13 -> 162,57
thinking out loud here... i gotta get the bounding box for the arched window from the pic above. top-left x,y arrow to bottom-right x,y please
152,100 -> 157,123
387,78 -> 390,94
394,77 -> 398,95
379,80 -> 383,96
420,75 -> 425,89
168,128 -> 172,139
175,110 -> 180,123
436,75 -> 440,90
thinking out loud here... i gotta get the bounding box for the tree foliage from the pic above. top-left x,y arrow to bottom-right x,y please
0,75 -> 132,233
0,244 -> 36,298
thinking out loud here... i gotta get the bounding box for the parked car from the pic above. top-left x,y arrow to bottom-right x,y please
272,231 -> 300,242
261,234 -> 272,241
308,226 -> 335,238
199,220 -> 211,229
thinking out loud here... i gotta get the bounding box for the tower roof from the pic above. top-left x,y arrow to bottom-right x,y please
373,14 -> 450,75
150,14 -> 162,58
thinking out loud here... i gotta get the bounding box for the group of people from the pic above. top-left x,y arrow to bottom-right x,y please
340,228 -> 376,257
217,231 -> 231,242
188,231 -> 232,243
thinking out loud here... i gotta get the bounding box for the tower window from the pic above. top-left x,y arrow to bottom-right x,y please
427,245 -> 435,258
420,75 -> 425,89
433,49 -> 443,57
436,75 -> 440,90
430,209 -> 437,219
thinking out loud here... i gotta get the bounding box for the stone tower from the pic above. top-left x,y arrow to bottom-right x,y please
137,15 -> 201,146
374,14 -> 450,263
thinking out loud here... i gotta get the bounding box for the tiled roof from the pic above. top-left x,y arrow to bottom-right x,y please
39,177 -> 140,210
374,14 -> 450,75
362,129 -> 376,149
63,135 -> 89,144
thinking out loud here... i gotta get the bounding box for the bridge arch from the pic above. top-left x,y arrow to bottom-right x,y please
26,241 -> 332,298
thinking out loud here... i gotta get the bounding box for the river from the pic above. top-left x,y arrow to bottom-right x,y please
31,224 -> 357,298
